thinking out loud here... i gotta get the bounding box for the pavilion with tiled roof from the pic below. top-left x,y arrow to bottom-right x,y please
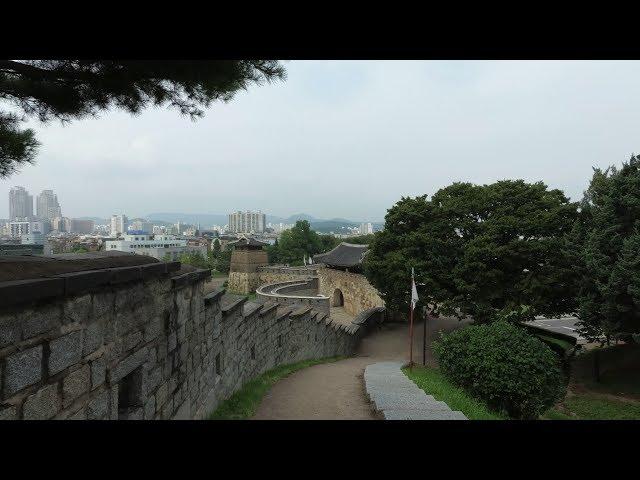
313,242 -> 369,272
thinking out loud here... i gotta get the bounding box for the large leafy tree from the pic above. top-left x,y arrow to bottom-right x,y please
319,234 -> 340,252
276,220 -> 323,265
575,155 -> 640,342
364,180 -> 578,322
0,60 -> 285,177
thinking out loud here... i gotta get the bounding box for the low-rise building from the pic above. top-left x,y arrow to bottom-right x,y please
104,232 -> 189,260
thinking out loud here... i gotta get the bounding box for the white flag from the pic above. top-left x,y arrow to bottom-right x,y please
411,267 -> 419,310
309,256 -> 313,265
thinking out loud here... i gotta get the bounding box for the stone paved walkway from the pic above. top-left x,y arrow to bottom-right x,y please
252,316 -> 471,420
364,361 -> 467,420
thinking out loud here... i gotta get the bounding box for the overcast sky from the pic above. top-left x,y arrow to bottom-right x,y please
2,60 -> 640,222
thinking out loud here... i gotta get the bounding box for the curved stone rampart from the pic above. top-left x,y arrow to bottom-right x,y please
256,278 -> 330,314
0,255 -> 381,420
317,266 -> 384,317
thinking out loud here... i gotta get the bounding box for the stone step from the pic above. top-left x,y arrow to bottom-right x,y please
363,361 -> 468,421
383,409 -> 468,421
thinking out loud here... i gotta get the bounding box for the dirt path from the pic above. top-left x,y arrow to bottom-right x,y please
252,316 -> 469,420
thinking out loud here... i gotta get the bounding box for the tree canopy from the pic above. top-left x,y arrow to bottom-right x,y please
0,60 -> 285,177
574,155 -> 640,341
270,220 -> 323,265
364,180 -> 578,322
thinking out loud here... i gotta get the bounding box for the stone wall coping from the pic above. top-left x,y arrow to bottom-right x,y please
352,306 -> 386,325
290,305 -> 313,318
204,288 -> 225,305
258,302 -> 279,317
276,305 -> 295,321
243,302 -> 262,318
221,296 -> 248,317
171,268 -> 211,289
0,260 -> 187,308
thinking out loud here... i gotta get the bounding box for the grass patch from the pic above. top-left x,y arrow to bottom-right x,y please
402,365 -> 505,420
541,408 -> 576,420
209,356 -> 345,419
245,293 -> 257,301
211,271 -> 228,278
544,393 -> 640,420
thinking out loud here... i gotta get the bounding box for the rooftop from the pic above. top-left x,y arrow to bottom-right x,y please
313,242 -> 369,268
228,236 -> 269,248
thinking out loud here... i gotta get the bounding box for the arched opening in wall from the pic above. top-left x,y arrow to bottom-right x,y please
332,289 -> 344,307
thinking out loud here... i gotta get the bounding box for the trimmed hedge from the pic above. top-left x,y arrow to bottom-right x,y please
433,321 -> 566,419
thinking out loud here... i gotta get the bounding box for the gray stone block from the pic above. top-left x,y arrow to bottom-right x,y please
49,331 -> 83,375
144,316 -> 163,342
155,383 -> 168,409
142,367 -> 162,397
87,390 -> 110,420
4,345 -> 42,397
23,305 -> 62,339
168,332 -> 177,352
90,356 -> 106,389
68,407 -> 87,420
109,347 -> 148,383
0,404 -> 17,420
63,364 -> 91,407
110,385 -> 118,420
92,291 -> 114,319
23,383 -> 61,420
83,321 -> 104,356
63,295 -> 92,324
122,331 -> 143,352
126,407 -> 144,420
0,314 -> 20,348
144,397 -> 155,419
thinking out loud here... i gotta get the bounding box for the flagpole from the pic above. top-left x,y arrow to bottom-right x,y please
422,308 -> 427,366
409,300 -> 414,369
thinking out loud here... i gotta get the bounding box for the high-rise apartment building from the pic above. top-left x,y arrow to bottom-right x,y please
128,219 -> 153,233
36,189 -> 62,220
110,214 -> 128,237
228,211 -> 266,233
9,186 -> 33,220
359,222 -> 373,235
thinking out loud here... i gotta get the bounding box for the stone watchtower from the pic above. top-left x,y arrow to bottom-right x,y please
227,237 -> 269,294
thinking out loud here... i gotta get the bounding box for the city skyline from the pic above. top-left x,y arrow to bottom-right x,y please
3,188 -> 383,225
2,61 -> 640,220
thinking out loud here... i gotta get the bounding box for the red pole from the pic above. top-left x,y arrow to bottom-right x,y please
409,303 -> 414,368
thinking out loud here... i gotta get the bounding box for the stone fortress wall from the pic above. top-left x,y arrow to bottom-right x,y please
0,256 -> 382,420
253,265 -> 384,319
317,267 -> 384,317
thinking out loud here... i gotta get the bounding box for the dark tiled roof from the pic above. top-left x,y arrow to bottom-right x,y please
313,242 -> 368,268
228,237 -> 268,248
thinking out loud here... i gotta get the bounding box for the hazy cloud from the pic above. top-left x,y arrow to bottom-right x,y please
2,60 -> 640,222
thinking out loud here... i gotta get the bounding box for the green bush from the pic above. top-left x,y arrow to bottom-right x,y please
433,321 -> 566,419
